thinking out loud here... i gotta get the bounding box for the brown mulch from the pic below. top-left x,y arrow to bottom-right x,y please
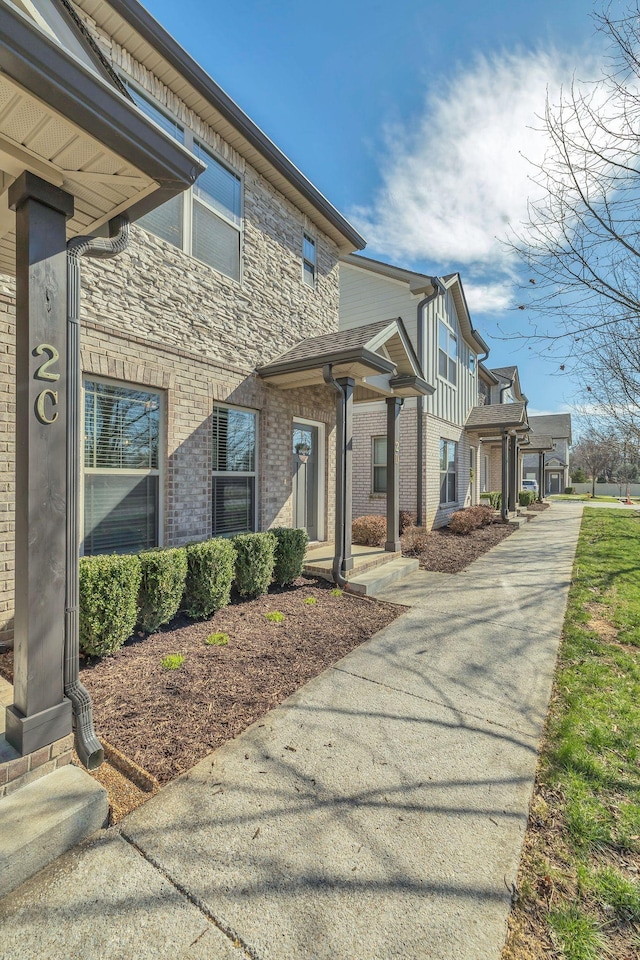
526,501 -> 551,513
404,521 -> 516,574
14,577 -> 400,787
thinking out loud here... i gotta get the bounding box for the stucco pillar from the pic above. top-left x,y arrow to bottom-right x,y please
6,172 -> 74,755
385,397 -> 402,552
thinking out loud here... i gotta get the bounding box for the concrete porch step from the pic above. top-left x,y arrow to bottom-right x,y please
345,557 -> 420,597
304,543 -> 402,580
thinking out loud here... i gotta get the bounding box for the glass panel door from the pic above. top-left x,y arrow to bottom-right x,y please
292,423 -> 318,540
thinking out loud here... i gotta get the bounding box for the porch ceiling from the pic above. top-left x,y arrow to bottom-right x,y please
257,318 -> 434,399
0,0 -> 203,276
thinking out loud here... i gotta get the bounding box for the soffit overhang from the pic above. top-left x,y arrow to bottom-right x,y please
73,0 -> 366,254
0,0 -> 204,276
465,400 -> 530,437
257,318 -> 434,399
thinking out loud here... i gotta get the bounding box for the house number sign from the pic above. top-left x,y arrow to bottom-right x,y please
33,343 -> 60,424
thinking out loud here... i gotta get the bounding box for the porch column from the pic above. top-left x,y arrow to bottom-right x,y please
538,452 -> 544,502
336,377 -> 354,575
385,396 -> 402,552
501,430 -> 509,522
6,172 -> 74,754
508,433 -> 518,513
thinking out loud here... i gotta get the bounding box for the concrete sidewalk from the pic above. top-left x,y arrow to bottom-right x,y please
0,503 -> 583,960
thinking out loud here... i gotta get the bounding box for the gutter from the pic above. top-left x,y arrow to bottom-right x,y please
416,278 -> 446,526
65,216 -> 131,770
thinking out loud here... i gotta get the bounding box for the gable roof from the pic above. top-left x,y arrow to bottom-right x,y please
465,401 -> 529,436
528,414 -> 572,445
257,318 -> 434,399
73,0 -> 365,254
490,365 -> 527,402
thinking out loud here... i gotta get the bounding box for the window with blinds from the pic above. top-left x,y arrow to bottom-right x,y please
83,381 -> 161,555
212,405 -> 257,536
438,319 -> 458,385
372,436 -> 387,493
126,83 -> 242,280
439,439 -> 457,505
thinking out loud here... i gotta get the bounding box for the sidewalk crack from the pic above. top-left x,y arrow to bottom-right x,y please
119,828 -> 260,959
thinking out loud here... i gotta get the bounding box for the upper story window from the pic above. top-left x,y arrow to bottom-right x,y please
303,233 -> 316,287
438,319 -> 457,385
469,354 -> 476,374
127,84 -> 242,282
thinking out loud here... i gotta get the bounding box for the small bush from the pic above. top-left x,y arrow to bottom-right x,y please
485,491 -> 502,511
270,527 -> 308,586
161,654 -> 184,670
232,532 -> 277,597
303,596 -> 317,605
265,611 -> 285,623
79,554 -> 141,656
449,505 -> 495,534
402,524 -> 430,555
205,632 -> 228,646
352,514 -> 386,546
138,547 -> 188,633
399,511 -> 415,534
184,538 -> 236,619
565,486 -> 574,495
330,588 -> 343,597
519,490 -> 536,507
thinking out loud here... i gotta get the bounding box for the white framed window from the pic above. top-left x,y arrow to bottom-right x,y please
469,354 -> 476,374
372,436 -> 387,494
127,84 -> 242,281
440,439 -> 457,504
83,380 -> 162,555
438,319 -> 457,385
212,404 -> 258,536
303,233 -> 316,287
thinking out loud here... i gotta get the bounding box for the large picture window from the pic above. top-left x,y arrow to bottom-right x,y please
438,319 -> 457,385
212,405 -> 257,536
83,381 -> 161,555
372,436 -> 387,493
440,439 -> 457,505
127,85 -> 242,281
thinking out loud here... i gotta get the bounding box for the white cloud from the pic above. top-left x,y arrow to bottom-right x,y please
354,47 -> 598,280
462,280 -> 513,314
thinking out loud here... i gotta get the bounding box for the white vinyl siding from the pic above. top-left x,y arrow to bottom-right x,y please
212,405 -> 257,536
127,84 -> 242,281
440,439 -> 457,505
83,380 -> 161,555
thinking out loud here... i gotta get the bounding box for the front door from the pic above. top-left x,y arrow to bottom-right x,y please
293,422 -> 319,540
549,473 -> 561,494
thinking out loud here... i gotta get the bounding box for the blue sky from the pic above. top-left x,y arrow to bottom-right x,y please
142,0 -> 607,415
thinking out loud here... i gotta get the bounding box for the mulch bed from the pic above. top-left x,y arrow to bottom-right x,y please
404,520 -> 516,574
0,577 -> 402,786
526,501 -> 550,513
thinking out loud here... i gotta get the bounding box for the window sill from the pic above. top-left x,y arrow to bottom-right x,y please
369,493 -> 386,499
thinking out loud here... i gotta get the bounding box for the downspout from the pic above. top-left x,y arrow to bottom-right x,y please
416,278 -> 445,526
65,215 -> 131,769
500,375 -> 515,404
322,363 -> 349,589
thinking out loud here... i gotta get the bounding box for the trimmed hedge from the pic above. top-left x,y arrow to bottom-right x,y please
184,538 -> 236,618
449,505 -> 495,534
79,554 -> 141,656
518,490 -> 536,507
352,514 -> 387,546
481,490 -> 502,510
270,527 -> 308,586
138,547 -> 188,633
233,532 -> 277,597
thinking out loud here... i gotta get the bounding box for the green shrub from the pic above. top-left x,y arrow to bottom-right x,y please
205,632 -> 228,646
330,588 -> 343,597
270,527 -> 308,586
565,486 -> 574,495
352,514 -> 386,546
264,611 -> 285,622
485,490 -> 502,510
184,538 -> 236,619
232,532 -> 277,598
519,490 -> 536,507
138,547 -> 188,633
161,654 -> 184,670
79,554 -> 141,656
303,596 -> 317,605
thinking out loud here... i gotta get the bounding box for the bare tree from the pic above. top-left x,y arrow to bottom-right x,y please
571,428 -> 621,495
510,2 -> 640,426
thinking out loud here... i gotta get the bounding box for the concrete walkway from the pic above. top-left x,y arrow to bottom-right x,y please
0,503 -> 584,960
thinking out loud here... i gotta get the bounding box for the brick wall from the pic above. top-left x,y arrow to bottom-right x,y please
0,278 -> 15,648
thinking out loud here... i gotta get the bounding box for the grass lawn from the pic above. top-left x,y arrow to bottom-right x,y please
503,508 -> 640,960
549,494 -> 631,503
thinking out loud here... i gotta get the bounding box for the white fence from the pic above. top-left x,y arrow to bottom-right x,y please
571,482 -> 640,497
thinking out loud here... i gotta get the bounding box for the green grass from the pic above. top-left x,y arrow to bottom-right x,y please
264,611 -> 285,623
550,494 -> 624,502
161,653 -> 184,670
506,508 -> 640,958
205,632 -> 228,646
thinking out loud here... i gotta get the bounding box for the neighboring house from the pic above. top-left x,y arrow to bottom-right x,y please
339,255 -> 530,528
522,414 -> 572,494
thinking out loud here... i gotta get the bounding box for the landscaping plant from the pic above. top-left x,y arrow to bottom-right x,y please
138,547 -> 188,633
205,632 -> 228,646
183,538 -> 236,618
303,596 -> 317,605
79,554 -> 142,656
518,490 -> 536,507
264,611 -> 285,623
352,514 -> 387,546
232,532 -> 277,597
161,654 -> 184,670
448,505 -> 494,534
270,527 -> 308,586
